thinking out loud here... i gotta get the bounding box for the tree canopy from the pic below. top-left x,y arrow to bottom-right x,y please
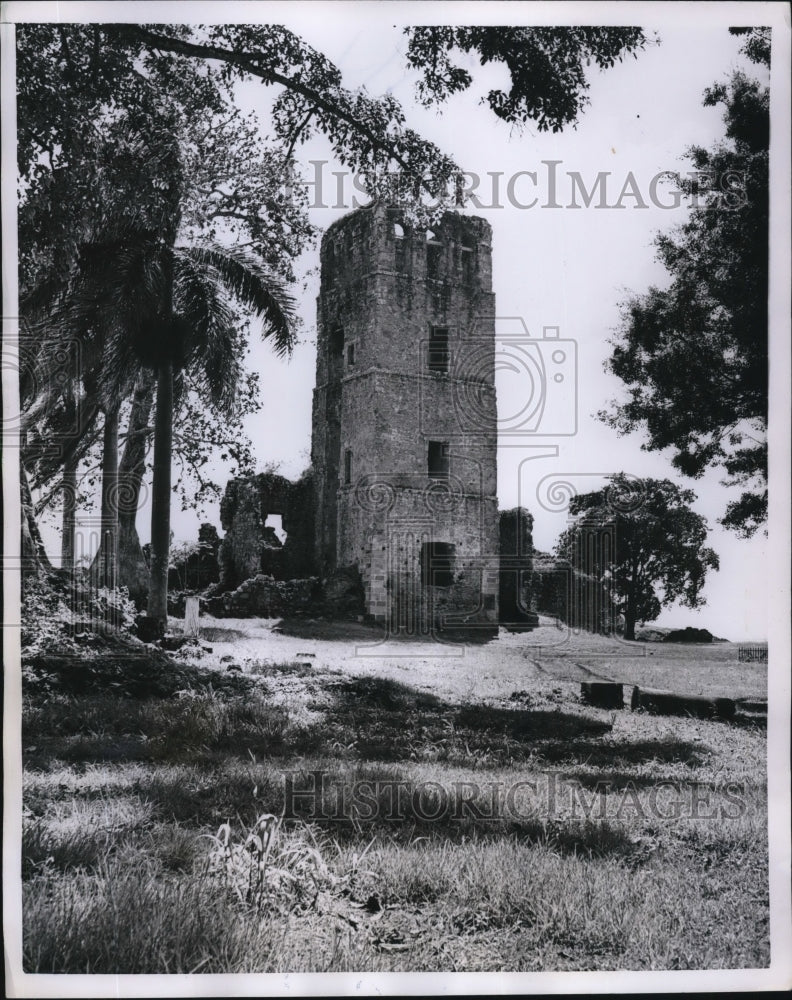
600,28 -> 769,538
405,27 -> 647,132
18,20 -> 650,504
556,474 -> 720,641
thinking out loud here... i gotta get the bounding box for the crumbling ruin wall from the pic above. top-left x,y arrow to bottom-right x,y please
218,471 -> 315,590
533,551 -> 617,634
205,574 -> 322,618
499,508 -> 538,631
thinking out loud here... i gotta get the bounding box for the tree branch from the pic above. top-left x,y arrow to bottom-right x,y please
120,26 -> 456,194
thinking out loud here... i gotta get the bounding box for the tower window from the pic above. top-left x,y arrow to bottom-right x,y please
393,222 -> 407,272
344,449 -> 352,485
421,542 -> 455,587
426,242 -> 443,280
428,326 -> 449,373
428,441 -> 450,479
347,342 -> 356,366
330,326 -> 344,357
395,236 -> 406,273
460,246 -> 475,283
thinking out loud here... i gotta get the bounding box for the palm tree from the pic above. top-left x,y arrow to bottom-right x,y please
21,108 -> 296,632
116,370 -> 157,605
90,234 -> 297,633
18,114 -> 177,587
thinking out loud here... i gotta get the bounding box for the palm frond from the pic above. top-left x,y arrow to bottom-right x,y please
178,244 -> 297,358
173,251 -> 240,413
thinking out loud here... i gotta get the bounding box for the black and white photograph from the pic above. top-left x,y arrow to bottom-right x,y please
2,1 -> 791,994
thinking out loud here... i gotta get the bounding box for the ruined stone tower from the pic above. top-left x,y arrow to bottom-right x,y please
311,203 -> 499,634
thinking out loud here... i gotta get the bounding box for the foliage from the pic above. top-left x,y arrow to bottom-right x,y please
207,814 -> 337,916
600,29 -> 769,537
405,27 -> 648,132
20,574 -> 81,657
168,525 -> 221,590
21,572 -> 138,659
17,25 -> 311,517
22,650 -> 255,702
555,474 -> 720,641
109,24 -> 648,216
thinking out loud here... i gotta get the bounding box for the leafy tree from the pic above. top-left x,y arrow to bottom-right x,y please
556,474 -> 720,641
600,28 -> 769,537
405,27 -> 648,132
115,24 -> 648,209
17,30 -> 310,602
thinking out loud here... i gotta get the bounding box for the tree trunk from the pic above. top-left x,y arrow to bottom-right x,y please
147,360 -> 173,629
624,558 -> 638,641
96,406 -> 120,590
623,608 -> 636,642
60,451 -> 78,574
118,372 -> 155,605
21,461 -> 54,577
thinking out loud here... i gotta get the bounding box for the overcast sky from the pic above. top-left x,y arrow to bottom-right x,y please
27,3 -> 781,641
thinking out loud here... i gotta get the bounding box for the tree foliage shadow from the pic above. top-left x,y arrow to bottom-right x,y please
316,675 -> 612,765
277,761 -> 645,860
273,618 -> 387,641
536,738 -> 709,768
729,712 -> 767,731
560,769 -> 690,792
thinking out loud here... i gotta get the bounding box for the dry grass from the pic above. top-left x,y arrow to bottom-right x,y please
19,631 -> 769,973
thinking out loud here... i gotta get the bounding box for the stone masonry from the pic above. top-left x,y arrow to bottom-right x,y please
218,471 -> 314,589
311,203 -> 499,634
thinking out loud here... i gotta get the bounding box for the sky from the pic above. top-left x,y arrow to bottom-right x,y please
27,3 -> 780,642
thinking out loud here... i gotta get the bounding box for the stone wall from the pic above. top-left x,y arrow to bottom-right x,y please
533,551 -> 617,634
218,471 -> 315,590
311,204 -> 499,634
499,508 -> 538,631
205,574 -> 321,618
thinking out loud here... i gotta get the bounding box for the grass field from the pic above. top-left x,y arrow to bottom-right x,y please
19,619 -> 769,973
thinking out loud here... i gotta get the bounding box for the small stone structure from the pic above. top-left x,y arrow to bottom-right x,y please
218,471 -> 315,590
499,508 -> 538,631
631,685 -> 735,720
580,682 -> 624,709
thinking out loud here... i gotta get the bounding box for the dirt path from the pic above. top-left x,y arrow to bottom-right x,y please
179,612 -> 765,703
184,615 -> 640,703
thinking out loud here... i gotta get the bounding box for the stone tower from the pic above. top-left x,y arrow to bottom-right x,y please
311,203 -> 499,635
